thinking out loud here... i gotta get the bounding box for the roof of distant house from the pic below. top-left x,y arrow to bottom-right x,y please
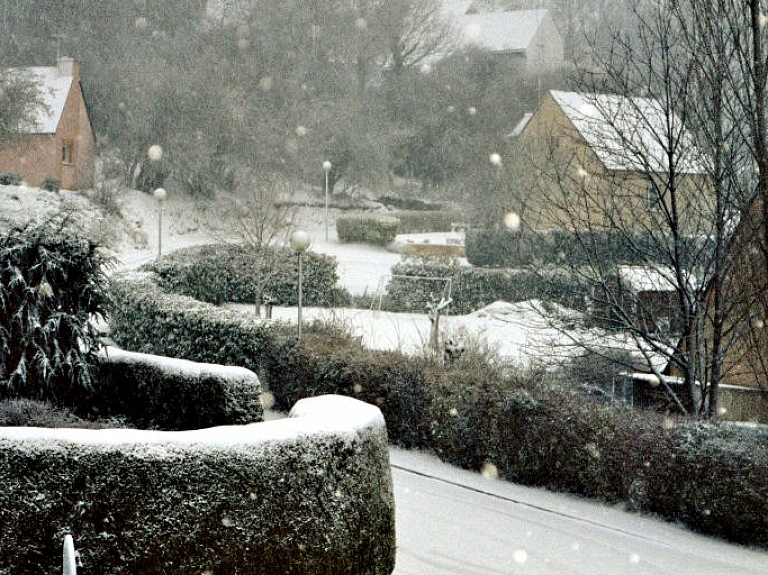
456,8 -> 550,53
7,65 -> 75,134
549,90 -> 708,174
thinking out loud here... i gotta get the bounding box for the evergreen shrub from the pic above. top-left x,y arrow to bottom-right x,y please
384,261 -> 590,314
146,243 -> 346,306
388,210 -> 466,233
42,177 -> 60,192
336,213 -> 399,246
0,172 -> 22,186
466,228 -> 709,268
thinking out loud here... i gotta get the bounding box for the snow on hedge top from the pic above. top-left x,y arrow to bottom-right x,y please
0,395 -> 385,453
100,345 -> 257,380
550,90 -> 708,175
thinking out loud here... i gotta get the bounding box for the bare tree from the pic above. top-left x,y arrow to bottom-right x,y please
208,171 -> 298,317
0,70 -> 46,147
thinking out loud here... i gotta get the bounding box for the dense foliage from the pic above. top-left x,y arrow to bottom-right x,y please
108,269 -> 768,548
0,222 -> 110,405
336,213 -> 400,246
146,243 -> 347,307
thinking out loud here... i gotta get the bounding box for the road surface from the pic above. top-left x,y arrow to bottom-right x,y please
390,447 -> 768,575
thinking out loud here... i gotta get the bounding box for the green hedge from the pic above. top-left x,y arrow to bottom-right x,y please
88,347 -> 263,430
336,213 -> 399,246
0,396 -> 395,575
383,262 -> 591,314
108,271 -> 768,548
146,243 -> 347,306
466,228 -> 711,268
387,210 -> 466,234
108,272 -> 427,448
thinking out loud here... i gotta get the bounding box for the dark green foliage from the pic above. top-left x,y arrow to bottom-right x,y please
0,398 -> 128,428
146,243 -> 345,307
86,351 -> 263,430
466,228 -> 711,268
387,209 -> 467,234
0,426 -> 395,575
336,213 -> 400,246
108,269 -> 768,549
41,177 -> 60,192
0,172 -> 22,185
384,261 -> 591,314
0,222 -> 110,405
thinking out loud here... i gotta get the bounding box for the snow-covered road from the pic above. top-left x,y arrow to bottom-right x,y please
390,447 -> 768,575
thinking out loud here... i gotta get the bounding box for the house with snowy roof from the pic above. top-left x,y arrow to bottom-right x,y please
445,3 -> 564,72
0,57 -> 95,191
509,89 -> 712,233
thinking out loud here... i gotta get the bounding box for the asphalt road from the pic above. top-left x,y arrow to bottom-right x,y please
390,447 -> 768,575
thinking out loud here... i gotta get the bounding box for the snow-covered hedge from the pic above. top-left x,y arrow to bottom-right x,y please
89,346 -> 263,429
336,213 -> 399,246
0,395 -> 396,575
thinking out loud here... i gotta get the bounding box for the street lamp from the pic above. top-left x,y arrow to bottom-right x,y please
323,160 -> 332,241
290,229 -> 311,339
153,187 -> 167,258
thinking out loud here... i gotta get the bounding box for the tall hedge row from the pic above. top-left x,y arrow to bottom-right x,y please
336,213 -> 399,246
466,228 -> 711,268
146,243 -> 346,306
384,261 -> 591,314
108,272 -> 768,548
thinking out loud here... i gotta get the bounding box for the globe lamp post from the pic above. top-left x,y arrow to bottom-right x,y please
153,187 -> 167,258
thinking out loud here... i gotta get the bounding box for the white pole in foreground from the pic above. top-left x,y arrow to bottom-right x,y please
154,187 -> 167,258
63,533 -> 77,575
290,230 -> 311,340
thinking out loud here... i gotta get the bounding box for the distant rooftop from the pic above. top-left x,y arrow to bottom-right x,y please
549,90 -> 708,174
456,8 -> 550,53
6,58 -> 77,134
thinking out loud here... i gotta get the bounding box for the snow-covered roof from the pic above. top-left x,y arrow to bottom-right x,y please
7,65 -> 74,134
457,9 -> 550,53
549,90 -> 708,175
507,112 -> 533,139
618,265 -> 697,293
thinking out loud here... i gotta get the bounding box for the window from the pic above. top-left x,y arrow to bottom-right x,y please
646,181 -> 662,212
61,141 -> 74,165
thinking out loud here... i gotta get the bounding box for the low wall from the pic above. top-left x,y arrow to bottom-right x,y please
0,395 -> 396,575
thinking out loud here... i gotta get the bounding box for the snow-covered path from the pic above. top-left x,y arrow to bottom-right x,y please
390,447 -> 768,575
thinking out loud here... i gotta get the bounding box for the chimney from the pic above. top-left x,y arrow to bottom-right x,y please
56,56 -> 79,79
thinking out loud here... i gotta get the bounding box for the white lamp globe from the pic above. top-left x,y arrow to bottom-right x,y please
153,187 -> 167,201
290,230 -> 311,252
323,161 -> 332,172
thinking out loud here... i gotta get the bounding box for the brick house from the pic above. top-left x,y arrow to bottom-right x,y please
0,57 -> 95,191
510,90 -> 712,233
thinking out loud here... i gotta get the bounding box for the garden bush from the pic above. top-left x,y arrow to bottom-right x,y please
108,269 -> 768,549
336,213 -> 399,246
387,209 -> 466,234
0,172 -> 22,186
87,347 -> 263,430
42,176 -> 60,192
383,261 -> 591,314
466,228 -> 711,268
146,243 -> 347,306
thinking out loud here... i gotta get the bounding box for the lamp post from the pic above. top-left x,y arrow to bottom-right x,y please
290,229 -> 311,340
153,187 -> 167,258
323,161 -> 332,241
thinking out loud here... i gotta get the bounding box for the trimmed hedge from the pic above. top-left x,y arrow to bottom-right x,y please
88,347 -> 263,430
466,228 -> 711,268
0,395 -> 396,575
108,272 -> 427,448
336,213 -> 399,246
108,271 -> 768,548
384,261 -> 591,314
146,243 -> 346,306
387,210 -> 466,234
